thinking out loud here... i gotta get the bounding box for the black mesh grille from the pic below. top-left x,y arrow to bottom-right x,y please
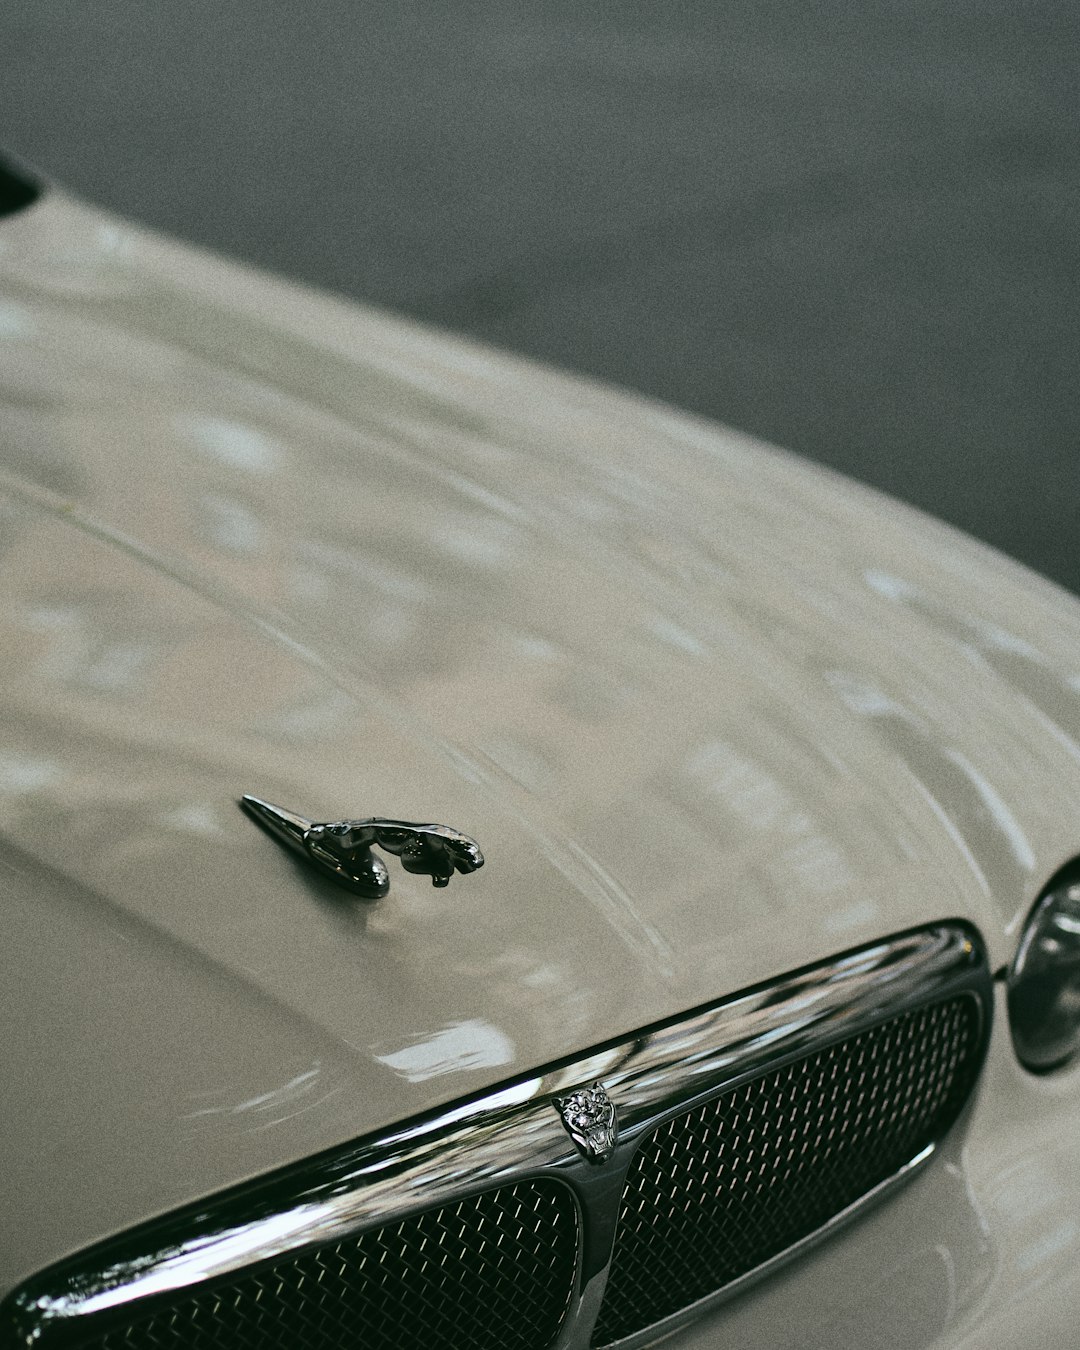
85,1179 -> 577,1350
593,995 -> 981,1346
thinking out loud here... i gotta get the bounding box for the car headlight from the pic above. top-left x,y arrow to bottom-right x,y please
1008,866 -> 1080,1072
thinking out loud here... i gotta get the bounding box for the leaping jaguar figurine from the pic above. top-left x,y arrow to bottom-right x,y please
241,794 -> 484,899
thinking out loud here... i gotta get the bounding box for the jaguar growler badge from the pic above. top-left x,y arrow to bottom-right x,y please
553,1083 -> 619,1164
241,795 -> 484,899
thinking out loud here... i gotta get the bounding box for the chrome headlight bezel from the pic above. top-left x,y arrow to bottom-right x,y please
1008,864 -> 1080,1073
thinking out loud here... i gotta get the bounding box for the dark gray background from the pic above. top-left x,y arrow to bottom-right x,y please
3,1 -> 1077,590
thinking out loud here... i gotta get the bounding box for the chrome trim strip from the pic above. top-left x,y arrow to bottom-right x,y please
2,922 -> 991,1350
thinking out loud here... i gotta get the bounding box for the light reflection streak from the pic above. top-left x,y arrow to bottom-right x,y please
910,779 -> 992,897
942,749 -> 1036,873
0,303 -> 30,338
178,415 -> 283,474
50,1206 -> 330,1318
0,751 -> 60,794
375,1021 -> 515,1083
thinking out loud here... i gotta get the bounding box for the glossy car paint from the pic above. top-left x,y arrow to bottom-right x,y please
2,189 -> 1080,1345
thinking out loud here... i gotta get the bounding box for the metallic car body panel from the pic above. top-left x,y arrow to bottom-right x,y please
4,191 -> 1080,1344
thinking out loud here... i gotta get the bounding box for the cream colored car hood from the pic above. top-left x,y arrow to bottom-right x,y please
4,192 -> 1080,1288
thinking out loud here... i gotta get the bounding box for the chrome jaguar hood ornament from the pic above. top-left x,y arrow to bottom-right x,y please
241,795 -> 484,899
553,1083 -> 618,1164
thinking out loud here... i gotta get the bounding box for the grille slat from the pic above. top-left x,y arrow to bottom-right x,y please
86,1180 -> 578,1350
592,996 -> 980,1346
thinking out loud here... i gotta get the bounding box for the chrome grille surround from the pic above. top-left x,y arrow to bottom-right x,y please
1,923 -> 991,1350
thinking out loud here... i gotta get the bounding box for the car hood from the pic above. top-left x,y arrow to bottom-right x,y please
5,192 -> 1080,1287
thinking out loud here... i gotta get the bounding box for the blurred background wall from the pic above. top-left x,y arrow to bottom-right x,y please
2,0 -> 1077,590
